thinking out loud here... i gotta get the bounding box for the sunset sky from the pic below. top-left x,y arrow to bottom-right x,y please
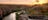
0,0 -> 48,5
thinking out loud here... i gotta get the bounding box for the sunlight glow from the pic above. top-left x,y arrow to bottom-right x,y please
0,0 -> 47,5
32,0 -> 48,5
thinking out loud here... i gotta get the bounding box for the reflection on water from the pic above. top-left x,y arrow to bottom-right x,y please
3,12 -> 16,20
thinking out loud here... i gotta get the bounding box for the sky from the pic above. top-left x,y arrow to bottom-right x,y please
0,0 -> 48,5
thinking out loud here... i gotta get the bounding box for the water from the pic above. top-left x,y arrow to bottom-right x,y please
3,12 -> 16,20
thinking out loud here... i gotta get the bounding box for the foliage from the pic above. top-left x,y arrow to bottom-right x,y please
16,13 -> 19,20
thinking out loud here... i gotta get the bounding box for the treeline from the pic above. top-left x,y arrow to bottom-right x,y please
0,3 -> 48,18
0,4 -> 32,18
